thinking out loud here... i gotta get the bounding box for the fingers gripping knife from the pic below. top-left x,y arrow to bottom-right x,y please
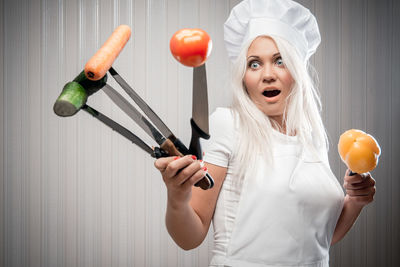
53,25 -> 214,190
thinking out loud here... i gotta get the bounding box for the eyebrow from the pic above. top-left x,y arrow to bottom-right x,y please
247,53 -> 281,60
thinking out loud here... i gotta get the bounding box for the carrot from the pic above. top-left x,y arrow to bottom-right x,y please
84,25 -> 131,81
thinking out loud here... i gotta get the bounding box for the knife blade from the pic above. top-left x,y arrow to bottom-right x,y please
108,67 -> 190,155
192,64 -> 209,135
82,104 -> 167,158
189,64 -> 210,159
102,84 -> 183,157
102,84 -> 166,146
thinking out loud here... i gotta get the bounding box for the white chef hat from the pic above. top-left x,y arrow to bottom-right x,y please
224,0 -> 321,62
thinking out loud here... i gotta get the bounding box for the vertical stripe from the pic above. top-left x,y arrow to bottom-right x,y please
41,0 -> 47,264
391,0 -> 400,265
0,0 -> 4,265
77,0 -> 83,265
58,0 -> 64,266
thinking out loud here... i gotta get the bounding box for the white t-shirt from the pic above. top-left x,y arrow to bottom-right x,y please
201,107 -> 345,267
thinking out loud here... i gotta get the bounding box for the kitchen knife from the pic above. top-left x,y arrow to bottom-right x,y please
189,64 -> 214,189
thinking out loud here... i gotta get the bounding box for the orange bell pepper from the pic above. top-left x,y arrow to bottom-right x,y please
338,129 -> 381,174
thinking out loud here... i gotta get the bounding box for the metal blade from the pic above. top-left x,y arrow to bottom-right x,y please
82,104 -> 155,156
192,64 -> 209,135
102,84 -> 166,146
108,67 -> 177,141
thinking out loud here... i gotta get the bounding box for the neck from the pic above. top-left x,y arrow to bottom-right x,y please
269,116 -> 285,132
269,116 -> 296,136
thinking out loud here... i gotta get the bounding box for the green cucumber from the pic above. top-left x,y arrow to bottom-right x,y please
73,70 -> 107,96
53,81 -> 88,117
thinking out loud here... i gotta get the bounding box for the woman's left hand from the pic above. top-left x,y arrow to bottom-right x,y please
343,169 -> 376,207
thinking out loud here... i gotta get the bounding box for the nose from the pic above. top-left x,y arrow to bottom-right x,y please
262,63 -> 276,83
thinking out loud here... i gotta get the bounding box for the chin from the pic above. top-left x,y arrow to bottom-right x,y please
262,110 -> 283,118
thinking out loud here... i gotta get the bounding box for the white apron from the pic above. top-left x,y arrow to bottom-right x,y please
210,131 -> 345,267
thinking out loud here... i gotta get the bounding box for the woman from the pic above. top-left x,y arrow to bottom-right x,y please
154,0 -> 376,266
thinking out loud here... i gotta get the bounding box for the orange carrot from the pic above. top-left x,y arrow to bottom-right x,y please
84,25 -> 131,81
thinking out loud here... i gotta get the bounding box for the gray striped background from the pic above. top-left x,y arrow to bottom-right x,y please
0,0 -> 399,266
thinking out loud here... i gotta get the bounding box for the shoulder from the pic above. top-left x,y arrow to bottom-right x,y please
209,107 -> 238,131
201,107 -> 238,162
210,107 -> 234,121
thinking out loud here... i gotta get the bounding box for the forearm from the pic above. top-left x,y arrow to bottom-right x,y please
165,199 -> 206,250
331,195 -> 364,245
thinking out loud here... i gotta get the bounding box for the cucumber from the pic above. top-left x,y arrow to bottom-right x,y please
53,82 -> 88,117
54,71 -> 107,117
73,70 -> 107,96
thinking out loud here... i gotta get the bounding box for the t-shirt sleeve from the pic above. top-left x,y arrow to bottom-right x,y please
200,107 -> 236,168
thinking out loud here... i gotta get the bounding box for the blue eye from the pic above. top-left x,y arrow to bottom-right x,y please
275,57 -> 284,67
248,61 -> 261,69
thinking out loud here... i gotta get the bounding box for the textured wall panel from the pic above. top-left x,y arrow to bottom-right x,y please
391,1 -> 400,266
0,0 -> 4,265
1,0 -> 399,266
314,0 -> 343,265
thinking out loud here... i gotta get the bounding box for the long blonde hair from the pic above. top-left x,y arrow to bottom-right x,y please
228,35 -> 328,182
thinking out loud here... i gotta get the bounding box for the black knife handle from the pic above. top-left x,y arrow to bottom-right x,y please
172,138 -> 190,155
152,147 -> 170,158
189,118 -> 210,159
188,118 -> 214,189
349,170 -> 357,176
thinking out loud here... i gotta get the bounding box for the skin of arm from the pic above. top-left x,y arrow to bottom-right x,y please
331,170 -> 376,245
165,162 -> 227,250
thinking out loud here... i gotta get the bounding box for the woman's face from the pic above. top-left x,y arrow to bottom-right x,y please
243,36 -> 295,126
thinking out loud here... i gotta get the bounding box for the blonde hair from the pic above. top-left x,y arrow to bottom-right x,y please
228,35 -> 328,182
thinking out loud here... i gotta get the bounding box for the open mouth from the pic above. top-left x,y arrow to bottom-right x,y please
262,89 -> 281,98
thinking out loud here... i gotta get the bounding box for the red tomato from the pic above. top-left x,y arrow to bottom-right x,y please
170,28 -> 212,67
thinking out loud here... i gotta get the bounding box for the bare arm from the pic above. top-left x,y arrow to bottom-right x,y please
155,155 -> 227,250
331,195 -> 364,245
331,170 -> 376,245
165,198 -> 205,250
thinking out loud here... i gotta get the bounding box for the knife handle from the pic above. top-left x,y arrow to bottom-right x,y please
189,118 -> 210,159
172,138 -> 190,155
188,118 -> 213,190
195,173 -> 214,190
160,139 -> 184,157
159,132 -> 213,190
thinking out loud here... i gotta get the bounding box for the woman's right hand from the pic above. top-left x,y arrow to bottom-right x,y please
154,155 -> 208,207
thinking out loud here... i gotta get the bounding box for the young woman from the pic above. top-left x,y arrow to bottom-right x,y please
154,0 -> 376,266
